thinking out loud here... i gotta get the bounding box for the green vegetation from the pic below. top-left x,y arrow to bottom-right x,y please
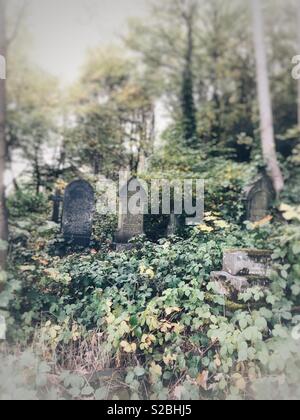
1,0 -> 300,401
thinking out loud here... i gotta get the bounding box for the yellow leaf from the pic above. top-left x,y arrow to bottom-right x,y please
163,354 -> 177,365
139,264 -> 146,275
140,334 -> 156,350
106,314 -> 115,325
54,179 -> 67,191
120,340 -> 136,353
172,323 -> 184,334
149,362 -> 162,382
204,212 -> 213,217
160,321 -> 172,333
165,307 -> 181,316
140,265 -> 155,279
204,215 -> 218,222
214,354 -> 222,368
280,203 -> 300,221
197,224 -> 214,233
197,371 -> 209,390
50,328 -> 57,339
252,215 -> 273,228
145,268 -> 155,279
214,220 -> 230,229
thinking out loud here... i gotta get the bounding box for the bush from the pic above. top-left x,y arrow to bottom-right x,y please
8,190 -> 49,219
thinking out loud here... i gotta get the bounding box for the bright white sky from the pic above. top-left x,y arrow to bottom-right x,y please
19,0 -> 150,85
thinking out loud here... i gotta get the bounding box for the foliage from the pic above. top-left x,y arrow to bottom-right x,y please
3,191 -> 300,400
7,51 -> 60,193
3,0 -> 300,402
7,189 -> 48,219
65,47 -> 155,177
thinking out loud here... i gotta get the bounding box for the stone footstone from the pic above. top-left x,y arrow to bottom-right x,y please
211,271 -> 250,295
210,249 -> 272,298
211,271 -> 270,296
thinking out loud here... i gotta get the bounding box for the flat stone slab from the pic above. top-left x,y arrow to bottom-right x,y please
223,249 -> 272,277
211,271 -> 250,294
211,271 -> 270,296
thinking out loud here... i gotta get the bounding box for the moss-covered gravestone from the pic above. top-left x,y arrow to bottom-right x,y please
62,180 -> 95,247
223,249 -> 272,277
211,249 -> 272,296
244,175 -> 275,222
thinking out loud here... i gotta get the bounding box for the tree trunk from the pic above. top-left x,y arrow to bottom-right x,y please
0,0 -> 8,271
34,150 -> 41,195
251,0 -> 284,195
181,1 -> 197,145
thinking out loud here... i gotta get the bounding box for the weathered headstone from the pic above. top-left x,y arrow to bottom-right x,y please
62,180 -> 95,247
50,189 -> 63,223
244,175 -> 275,222
115,178 -> 146,249
167,213 -> 179,236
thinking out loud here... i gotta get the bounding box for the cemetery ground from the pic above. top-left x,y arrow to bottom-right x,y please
1,160 -> 300,401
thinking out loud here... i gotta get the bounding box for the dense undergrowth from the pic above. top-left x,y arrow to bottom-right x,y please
1,157 -> 300,400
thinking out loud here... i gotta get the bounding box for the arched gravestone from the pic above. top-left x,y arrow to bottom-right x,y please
115,178 -> 146,245
244,175 -> 275,222
62,180 -> 95,247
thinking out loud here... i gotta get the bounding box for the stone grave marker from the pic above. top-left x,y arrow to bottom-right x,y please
62,180 -> 95,247
50,189 -> 63,223
244,174 -> 275,222
167,213 -> 179,236
115,178 -> 146,250
211,249 -> 272,297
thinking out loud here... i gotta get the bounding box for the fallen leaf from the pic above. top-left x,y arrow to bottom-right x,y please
197,371 -> 209,390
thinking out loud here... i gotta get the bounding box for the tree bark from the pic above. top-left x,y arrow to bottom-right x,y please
0,0 -> 8,271
180,0 -> 197,145
251,0 -> 284,195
